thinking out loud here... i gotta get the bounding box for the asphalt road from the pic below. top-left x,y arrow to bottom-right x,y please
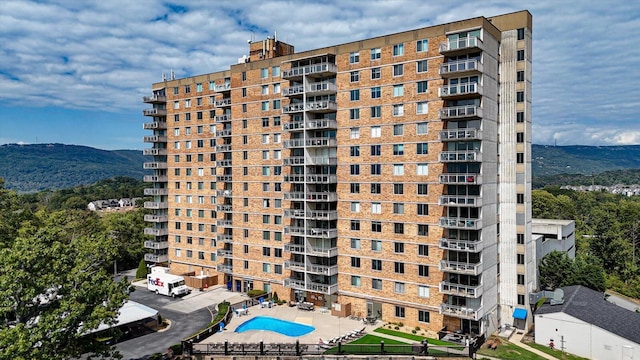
114,287 -> 213,359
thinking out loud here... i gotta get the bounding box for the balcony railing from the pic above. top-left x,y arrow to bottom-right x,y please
143,94 -> 167,103
283,278 -> 338,294
284,278 -> 306,290
217,249 -> 233,258
306,264 -> 339,276
283,191 -> 338,202
282,138 -> 337,148
439,36 -> 483,54
283,261 -> 306,272
216,175 -> 232,182
282,82 -> 337,97
143,121 -> 167,130
283,226 -> 338,238
215,129 -> 232,138
217,234 -> 233,243
283,209 -> 338,221
143,161 -> 168,169
144,240 -> 168,250
440,303 -> 483,321
144,201 -> 168,209
439,59 -> 483,76
439,173 -> 481,185
215,114 -> 231,123
144,253 -> 168,263
282,62 -> 338,79
216,204 -> 232,212
283,174 -> 338,184
439,83 -> 482,98
439,129 -> 482,141
439,260 -> 483,276
307,246 -> 338,258
216,190 -> 233,197
215,98 -> 231,107
142,148 -> 167,156
440,105 -> 482,120
216,159 -> 232,167
283,156 -> 338,166
440,281 -> 483,298
144,175 -> 168,182
283,119 -> 337,132
144,214 -> 169,222
440,150 -> 481,162
216,264 -> 233,274
439,217 -> 482,230
143,135 -> 167,143
144,227 -> 169,236
215,144 -> 232,152
144,188 -> 168,196
284,243 -> 305,253
215,83 -> 231,92
439,238 -> 484,252
217,219 -> 233,227
439,195 -> 482,207
282,101 -> 338,114
143,108 -> 167,116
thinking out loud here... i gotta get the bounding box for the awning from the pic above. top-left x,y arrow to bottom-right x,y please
86,301 -> 159,334
513,308 -> 528,320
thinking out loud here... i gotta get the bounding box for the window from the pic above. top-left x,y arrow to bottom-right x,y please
371,67 -> 381,79
241,71 -> 246,81
262,134 -> 270,144
173,87 -> 179,95
262,247 -> 271,256
349,51 -> 360,64
417,204 -> 428,216
350,71 -> 360,82
273,83 -> 280,93
371,183 -> 381,194
517,234 -> 525,244
261,85 -> 269,95
263,231 -> 270,240
350,183 -> 360,194
417,122 -> 428,134
372,279 -> 382,290
371,86 -> 381,99
394,242 -> 404,253
517,49 -> 525,61
263,263 -> 271,273
242,119 -> 247,128
393,144 -> 404,156
350,127 -> 360,139
416,39 -> 428,52
394,261 -> 405,273
351,220 -> 360,231
517,28 -> 525,40
370,106 -> 381,118
518,294 -> 526,305
394,282 -> 405,294
417,81 -> 428,93
418,310 -> 430,323
416,102 -> 428,114
260,68 -> 268,79
173,101 -> 179,109
370,48 -> 381,60
273,99 -> 281,109
393,184 -> 403,194
350,164 -> 360,175
371,164 -> 381,175
517,111 -> 525,123
273,116 -> 281,126
351,257 -> 361,268
185,99 -> 191,108
393,64 -> 404,76
517,70 -> 525,82
393,164 -> 404,175
272,65 -> 280,76
393,84 -> 403,97
517,193 -> 525,204
350,108 -> 360,120
517,152 -> 524,163
370,144 -> 381,156
416,59 -> 428,73
392,43 -> 404,56
350,238 -> 361,249
394,223 -> 404,234
262,166 -> 270,176
350,89 -> 360,101
242,88 -> 247,97
350,202 -> 361,213
350,146 -> 360,157
393,124 -> 403,135
418,265 -> 429,277
517,254 -> 525,264
417,164 -> 428,175
370,126 -> 381,138
186,250 -> 192,258
418,224 -> 429,236
372,259 -> 382,271
274,150 -> 281,159
416,143 -> 428,154
371,221 -> 382,232
351,276 -> 361,287
371,240 -> 382,251
393,203 -> 404,215
517,132 -> 524,143
261,101 -> 269,111
418,244 -> 429,256
517,274 -> 525,285
184,85 -> 190,93
517,91 -> 525,102
371,202 -> 381,214
395,305 -> 405,317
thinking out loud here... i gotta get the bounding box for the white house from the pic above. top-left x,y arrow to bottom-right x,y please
534,285 -> 640,360
532,218 -> 576,260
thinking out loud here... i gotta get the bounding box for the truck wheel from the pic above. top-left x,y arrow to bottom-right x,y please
172,293 -> 176,298
155,290 -> 159,295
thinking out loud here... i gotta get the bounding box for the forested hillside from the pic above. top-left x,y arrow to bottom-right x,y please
533,144 -> 640,176
0,143 -> 147,192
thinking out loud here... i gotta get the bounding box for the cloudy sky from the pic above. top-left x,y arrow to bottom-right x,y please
1,0 -> 639,150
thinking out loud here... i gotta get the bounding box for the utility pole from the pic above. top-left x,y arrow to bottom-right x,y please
560,335 -> 565,353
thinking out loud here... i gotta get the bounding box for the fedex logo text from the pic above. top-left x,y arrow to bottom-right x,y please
148,277 -> 164,287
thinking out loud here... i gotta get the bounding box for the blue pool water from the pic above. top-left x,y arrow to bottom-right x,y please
235,316 -> 315,336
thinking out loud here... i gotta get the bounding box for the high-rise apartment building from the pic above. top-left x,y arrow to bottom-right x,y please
142,10 -> 532,336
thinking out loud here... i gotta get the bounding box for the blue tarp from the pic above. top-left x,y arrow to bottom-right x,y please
513,308 -> 528,320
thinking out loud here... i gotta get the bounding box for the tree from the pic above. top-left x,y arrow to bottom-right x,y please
569,255 -> 606,292
102,209 -> 149,271
538,251 -> 573,290
0,210 -> 129,359
136,258 -> 148,280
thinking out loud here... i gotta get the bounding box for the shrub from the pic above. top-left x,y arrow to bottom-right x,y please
135,258 -> 147,279
412,330 -> 417,334
415,326 -> 420,331
398,322 -> 404,327
247,289 -> 267,298
273,292 -> 279,302
394,326 -> 400,330
170,344 -> 182,355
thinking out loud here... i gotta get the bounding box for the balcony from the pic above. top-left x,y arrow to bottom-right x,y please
143,161 -> 168,170
216,190 -> 232,197
284,226 -> 338,238
282,100 -> 338,114
216,264 -> 233,274
144,214 -> 169,222
143,121 -> 167,130
440,105 -> 482,120
439,36 -> 483,55
283,156 -> 338,166
216,175 -> 232,182
282,137 -> 337,149
284,278 -> 306,290
306,264 -> 339,276
284,261 -> 306,272
144,201 -> 168,209
144,240 -> 168,250
283,278 -> 338,294
216,204 -> 232,212
214,98 -> 231,107
215,114 -> 231,123
439,129 -> 482,141
282,82 -> 338,97
217,219 -> 233,227
307,246 -> 339,258
440,303 -> 483,321
440,150 -> 481,163
215,83 -> 231,92
144,253 -> 168,263
143,135 -> 167,143
143,148 -> 167,156
439,195 -> 482,207
283,191 -> 338,202
217,234 -> 233,243
215,129 -> 232,138
216,159 -> 232,167
282,62 -> 338,79
283,174 -> 337,184
217,249 -> 233,258
440,281 -> 482,298
439,238 -> 484,252
144,227 -> 169,236
143,108 -> 167,117
439,260 -> 483,276
439,59 -> 483,77
215,144 -> 232,152
283,209 -> 338,221
143,94 -> 167,103
439,173 -> 481,185
284,243 -> 305,254
439,217 -> 483,230
439,83 -> 482,99
283,119 -> 337,132
144,188 -> 168,196
144,175 -> 168,182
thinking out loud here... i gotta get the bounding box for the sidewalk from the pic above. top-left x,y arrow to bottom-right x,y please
509,331 -> 558,360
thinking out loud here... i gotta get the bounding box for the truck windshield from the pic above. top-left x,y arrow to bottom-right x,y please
174,280 -> 186,287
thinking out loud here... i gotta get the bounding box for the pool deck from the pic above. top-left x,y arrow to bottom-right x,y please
201,303 -> 377,345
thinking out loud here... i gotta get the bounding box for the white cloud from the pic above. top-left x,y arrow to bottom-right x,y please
0,0 -> 639,146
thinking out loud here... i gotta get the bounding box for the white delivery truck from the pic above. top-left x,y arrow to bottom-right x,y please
147,266 -> 191,297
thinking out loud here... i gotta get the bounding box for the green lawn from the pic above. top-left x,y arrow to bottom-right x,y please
525,341 -> 588,360
372,327 -> 458,346
350,334 -> 405,345
477,338 -> 545,360
324,335 -> 412,355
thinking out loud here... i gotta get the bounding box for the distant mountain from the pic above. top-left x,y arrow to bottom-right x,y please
0,143 -> 147,192
532,144 -> 640,176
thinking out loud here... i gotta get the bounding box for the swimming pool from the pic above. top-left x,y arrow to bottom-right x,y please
235,316 -> 315,337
